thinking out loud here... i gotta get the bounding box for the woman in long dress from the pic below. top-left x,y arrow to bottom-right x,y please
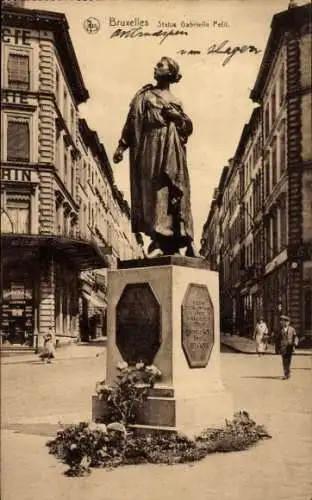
113,57 -> 198,257
253,318 -> 269,356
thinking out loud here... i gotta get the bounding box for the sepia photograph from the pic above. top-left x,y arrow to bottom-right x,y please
1,0 -> 311,498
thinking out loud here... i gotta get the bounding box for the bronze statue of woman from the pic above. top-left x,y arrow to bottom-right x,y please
113,56 -> 198,257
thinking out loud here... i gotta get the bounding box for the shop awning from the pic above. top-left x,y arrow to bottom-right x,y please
1,234 -> 112,271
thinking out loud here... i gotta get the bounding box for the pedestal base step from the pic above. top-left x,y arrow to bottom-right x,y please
92,393 -> 176,427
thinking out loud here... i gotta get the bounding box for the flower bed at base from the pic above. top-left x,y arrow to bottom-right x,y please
46,363 -> 271,477
47,411 -> 271,477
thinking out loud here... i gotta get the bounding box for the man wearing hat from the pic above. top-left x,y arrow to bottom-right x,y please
275,315 -> 299,379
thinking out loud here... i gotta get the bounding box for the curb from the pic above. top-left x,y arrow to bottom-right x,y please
221,342 -> 274,355
2,356 -> 101,366
2,350 -> 106,366
221,340 -> 312,356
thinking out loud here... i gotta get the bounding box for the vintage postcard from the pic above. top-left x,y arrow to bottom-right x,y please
1,0 -> 311,498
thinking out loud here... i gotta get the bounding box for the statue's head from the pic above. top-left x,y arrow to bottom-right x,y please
154,57 -> 182,84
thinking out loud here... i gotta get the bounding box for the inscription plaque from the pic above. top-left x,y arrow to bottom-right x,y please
116,283 -> 161,365
181,283 -> 214,368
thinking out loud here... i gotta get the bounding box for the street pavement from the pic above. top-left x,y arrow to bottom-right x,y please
1,344 -> 106,428
1,345 -> 312,500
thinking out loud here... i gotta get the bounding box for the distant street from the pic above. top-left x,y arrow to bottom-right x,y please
2,347 -> 312,500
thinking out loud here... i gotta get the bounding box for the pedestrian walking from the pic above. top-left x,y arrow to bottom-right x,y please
274,315 -> 299,379
39,329 -> 56,363
253,317 -> 269,356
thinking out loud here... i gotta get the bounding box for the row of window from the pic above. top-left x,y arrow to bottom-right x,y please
221,199 -> 288,277
55,68 -> 76,136
264,127 -> 286,198
254,232 -> 262,268
5,50 -> 76,138
1,186 -> 122,248
253,173 -> 262,215
77,141 -> 135,254
3,54 -> 139,258
264,201 -> 287,262
264,64 -> 285,140
79,158 -> 109,206
222,124 -> 286,241
222,218 -> 287,284
55,200 -> 77,237
55,128 -> 76,197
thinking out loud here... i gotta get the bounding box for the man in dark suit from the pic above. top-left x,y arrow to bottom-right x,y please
275,315 -> 299,380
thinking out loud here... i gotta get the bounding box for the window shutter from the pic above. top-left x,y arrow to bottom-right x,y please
7,121 -> 30,162
8,54 -> 30,90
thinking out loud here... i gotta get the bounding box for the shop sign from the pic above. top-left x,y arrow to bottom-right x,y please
2,287 -> 32,300
1,28 -> 31,45
1,90 -> 29,105
1,168 -> 36,183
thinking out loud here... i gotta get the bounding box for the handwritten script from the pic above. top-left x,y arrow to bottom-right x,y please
178,40 -> 261,65
110,27 -> 188,44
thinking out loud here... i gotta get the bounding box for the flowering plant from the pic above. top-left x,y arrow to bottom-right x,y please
47,411 -> 271,477
95,361 -> 162,425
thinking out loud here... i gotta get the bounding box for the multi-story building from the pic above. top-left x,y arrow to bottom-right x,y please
200,167 -> 229,271
77,119 -> 142,341
200,2 -> 312,339
234,107 -> 264,335
1,1 -> 142,349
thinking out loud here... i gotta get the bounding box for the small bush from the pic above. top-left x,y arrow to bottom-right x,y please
47,411 -> 271,476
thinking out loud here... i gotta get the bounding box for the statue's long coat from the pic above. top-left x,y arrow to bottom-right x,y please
119,85 -> 194,246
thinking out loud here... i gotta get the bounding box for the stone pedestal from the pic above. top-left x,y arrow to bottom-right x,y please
93,256 -> 232,436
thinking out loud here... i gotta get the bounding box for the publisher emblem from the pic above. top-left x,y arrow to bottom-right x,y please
83,17 -> 100,34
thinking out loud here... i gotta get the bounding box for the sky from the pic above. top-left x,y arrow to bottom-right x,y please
25,0 -> 303,246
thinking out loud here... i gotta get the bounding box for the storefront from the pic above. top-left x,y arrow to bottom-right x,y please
1,234 -> 110,349
1,274 -> 35,346
80,290 -> 107,341
55,261 -> 80,341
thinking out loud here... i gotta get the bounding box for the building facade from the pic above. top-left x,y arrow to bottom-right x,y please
200,3 -> 312,339
77,119 -> 142,341
1,2 -> 142,349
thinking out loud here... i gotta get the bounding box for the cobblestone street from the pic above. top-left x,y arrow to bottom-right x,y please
2,348 -> 312,500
